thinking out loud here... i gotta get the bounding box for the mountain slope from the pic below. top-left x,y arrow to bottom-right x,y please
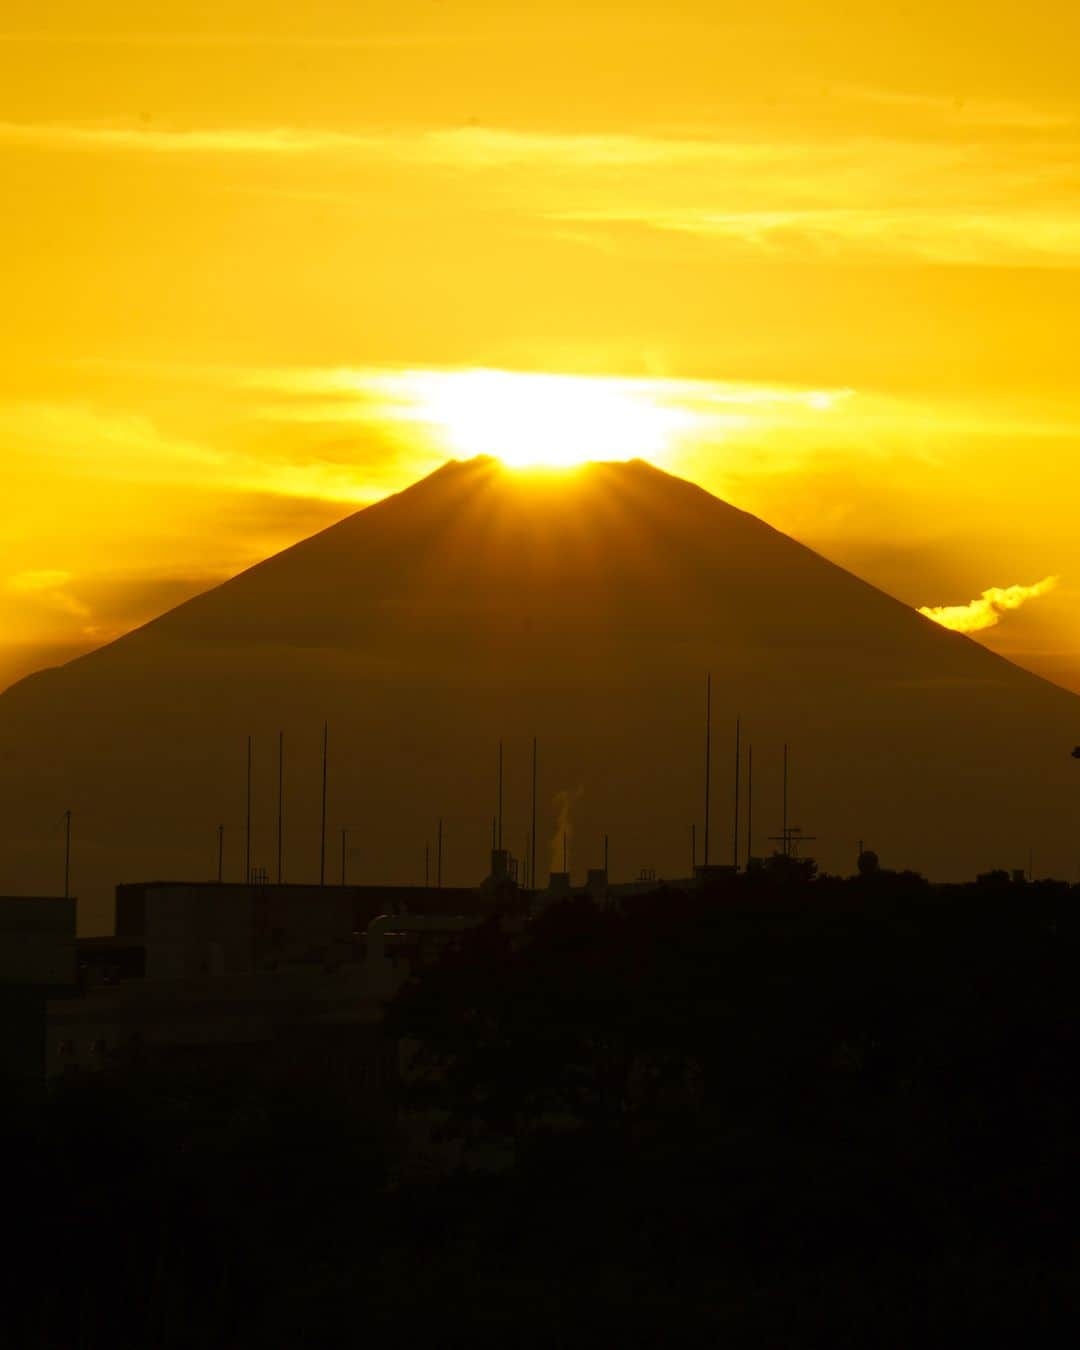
2,456 -> 1077,929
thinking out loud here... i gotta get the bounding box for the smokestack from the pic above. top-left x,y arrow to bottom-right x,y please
703,674 -> 712,867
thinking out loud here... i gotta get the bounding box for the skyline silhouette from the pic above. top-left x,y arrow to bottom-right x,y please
1,456 -> 1077,930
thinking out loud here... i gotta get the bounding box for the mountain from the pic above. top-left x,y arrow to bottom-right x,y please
2,456 -> 1077,931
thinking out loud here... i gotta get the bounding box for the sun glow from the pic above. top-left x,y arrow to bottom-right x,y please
396,369 -> 694,468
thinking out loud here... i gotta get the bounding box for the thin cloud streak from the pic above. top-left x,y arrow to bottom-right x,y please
552,207 -> 1080,269
5,116 -> 1079,269
0,30 -> 500,49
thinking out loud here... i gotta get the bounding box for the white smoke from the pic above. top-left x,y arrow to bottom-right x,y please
549,786 -> 584,876
918,576 -> 1059,634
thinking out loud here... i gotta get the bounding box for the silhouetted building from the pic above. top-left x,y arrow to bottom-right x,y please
0,896 -> 77,1088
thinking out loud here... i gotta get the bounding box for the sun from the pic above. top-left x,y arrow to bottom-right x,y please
398,369 -> 693,468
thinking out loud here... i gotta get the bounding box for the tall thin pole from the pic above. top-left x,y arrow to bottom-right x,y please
277,730 -> 284,885
530,736 -> 537,898
63,809 -> 71,901
782,742 -> 789,857
703,674 -> 712,867
217,824 -> 224,884
498,739 -> 504,851
746,746 -> 754,869
525,833 -> 530,888
437,817 -> 443,888
733,717 -> 741,870
319,722 -> 328,886
245,735 -> 252,884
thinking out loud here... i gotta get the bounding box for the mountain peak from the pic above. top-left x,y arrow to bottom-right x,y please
0,457 -> 1076,924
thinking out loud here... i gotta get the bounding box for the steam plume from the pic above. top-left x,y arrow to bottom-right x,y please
918,576 -> 1059,634
549,787 -> 583,875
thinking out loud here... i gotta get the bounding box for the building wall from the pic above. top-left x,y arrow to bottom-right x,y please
0,897 -> 76,987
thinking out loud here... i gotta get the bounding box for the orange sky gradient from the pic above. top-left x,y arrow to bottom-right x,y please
2,1 -> 1078,693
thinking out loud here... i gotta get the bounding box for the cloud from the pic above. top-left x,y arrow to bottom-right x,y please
5,113 -> 1080,268
7,569 -> 74,594
0,120 -> 742,164
918,577 -> 1060,634
0,30 -> 495,50
6,569 -> 93,623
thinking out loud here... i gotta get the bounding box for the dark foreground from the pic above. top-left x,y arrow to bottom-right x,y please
6,872 -> 1080,1346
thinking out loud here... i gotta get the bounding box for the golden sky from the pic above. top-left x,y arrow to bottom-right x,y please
2,1 -> 1077,692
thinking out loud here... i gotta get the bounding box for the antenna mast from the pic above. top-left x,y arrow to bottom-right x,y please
733,716 -> 741,870
703,674 -> 712,867
746,746 -> 754,869
63,809 -> 71,901
245,735 -> 253,884
277,730 -> 284,885
319,721 -> 328,886
530,736 -> 537,893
